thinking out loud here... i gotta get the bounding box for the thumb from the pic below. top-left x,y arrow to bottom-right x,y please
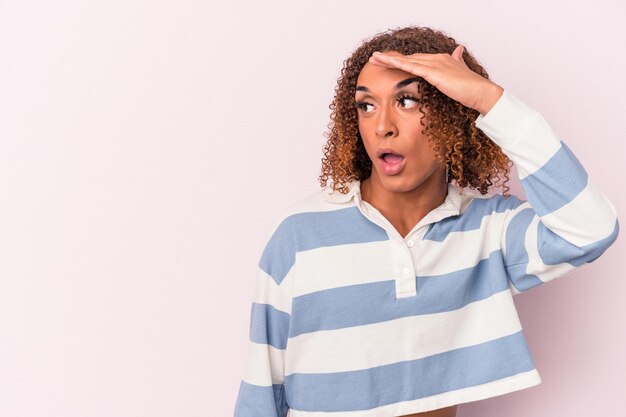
451,45 -> 465,62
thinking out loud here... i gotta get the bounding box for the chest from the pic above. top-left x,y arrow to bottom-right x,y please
293,217 -> 503,302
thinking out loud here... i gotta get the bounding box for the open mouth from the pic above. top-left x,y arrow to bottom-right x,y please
378,152 -> 406,175
380,153 -> 405,164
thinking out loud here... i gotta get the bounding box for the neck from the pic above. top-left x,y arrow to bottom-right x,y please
360,170 -> 448,215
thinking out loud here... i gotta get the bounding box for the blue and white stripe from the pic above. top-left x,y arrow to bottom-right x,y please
234,89 -> 619,417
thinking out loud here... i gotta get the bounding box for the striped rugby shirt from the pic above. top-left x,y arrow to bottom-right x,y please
233,89 -> 620,416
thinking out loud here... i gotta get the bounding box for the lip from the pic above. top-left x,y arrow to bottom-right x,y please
376,147 -> 404,159
378,154 -> 406,176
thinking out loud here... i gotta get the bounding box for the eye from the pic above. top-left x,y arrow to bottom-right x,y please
354,94 -> 421,114
354,101 -> 374,113
397,93 -> 421,109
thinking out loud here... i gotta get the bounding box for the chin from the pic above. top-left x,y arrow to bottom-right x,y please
378,173 -> 427,192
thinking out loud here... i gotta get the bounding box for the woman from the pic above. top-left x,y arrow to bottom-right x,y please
233,26 -> 619,417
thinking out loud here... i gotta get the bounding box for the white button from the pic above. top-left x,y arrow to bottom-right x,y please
407,240 -> 414,247
402,267 -> 410,274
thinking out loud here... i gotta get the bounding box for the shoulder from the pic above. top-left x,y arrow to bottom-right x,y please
463,189 -> 526,215
261,187 -> 352,245
455,190 -> 530,238
256,188 -> 354,285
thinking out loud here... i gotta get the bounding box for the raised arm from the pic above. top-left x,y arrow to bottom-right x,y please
369,47 -> 619,295
475,90 -> 619,294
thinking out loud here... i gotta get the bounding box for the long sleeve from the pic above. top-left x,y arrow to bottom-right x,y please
234,217 -> 294,417
475,89 -> 620,295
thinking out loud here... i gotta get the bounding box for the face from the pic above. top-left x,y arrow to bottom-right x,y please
355,51 -> 447,194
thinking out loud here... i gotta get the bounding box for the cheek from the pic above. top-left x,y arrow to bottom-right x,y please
357,122 -> 376,152
357,116 -> 371,132
439,141 -> 447,157
404,116 -> 426,136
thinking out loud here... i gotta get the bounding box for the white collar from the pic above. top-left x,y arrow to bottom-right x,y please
323,179 -> 466,217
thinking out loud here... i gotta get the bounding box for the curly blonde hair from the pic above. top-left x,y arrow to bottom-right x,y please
318,26 -> 513,197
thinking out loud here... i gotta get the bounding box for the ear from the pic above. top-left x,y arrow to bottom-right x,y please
451,45 -> 465,62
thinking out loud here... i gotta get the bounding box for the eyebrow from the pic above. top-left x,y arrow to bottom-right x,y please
356,77 -> 420,93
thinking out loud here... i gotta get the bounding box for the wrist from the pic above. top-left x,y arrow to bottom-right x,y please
475,82 -> 504,116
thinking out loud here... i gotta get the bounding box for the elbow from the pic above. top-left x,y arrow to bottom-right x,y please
587,217 -> 620,263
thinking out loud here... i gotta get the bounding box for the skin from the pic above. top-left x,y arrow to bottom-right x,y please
355,47 -> 504,416
357,47 -> 503,241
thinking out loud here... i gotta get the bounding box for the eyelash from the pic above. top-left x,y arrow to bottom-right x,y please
354,94 -> 421,112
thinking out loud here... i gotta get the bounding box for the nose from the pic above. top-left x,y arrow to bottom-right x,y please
375,103 -> 398,139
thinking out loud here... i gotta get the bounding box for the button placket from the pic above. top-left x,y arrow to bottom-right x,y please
354,196 -> 418,298
394,237 -> 416,298
409,228 -> 428,295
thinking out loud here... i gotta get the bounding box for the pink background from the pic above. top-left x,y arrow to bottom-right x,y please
1,1 -> 624,416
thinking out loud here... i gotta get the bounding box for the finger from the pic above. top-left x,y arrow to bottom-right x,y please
373,51 -> 438,61
370,54 -> 440,72
370,55 -> 433,76
367,59 -> 396,69
451,45 -> 464,62
370,54 -> 434,67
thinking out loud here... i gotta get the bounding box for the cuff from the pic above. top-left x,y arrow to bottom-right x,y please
474,89 -> 543,151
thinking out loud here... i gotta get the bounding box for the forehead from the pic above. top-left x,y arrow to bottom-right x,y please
356,53 -> 420,93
